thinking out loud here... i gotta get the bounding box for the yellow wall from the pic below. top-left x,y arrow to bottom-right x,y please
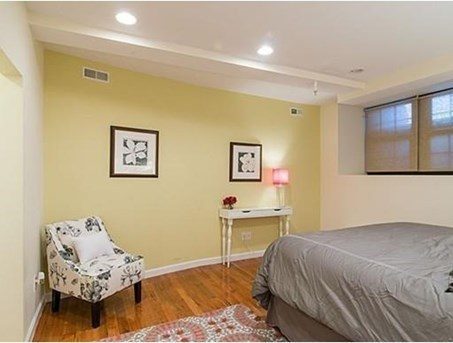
44,51 -> 320,269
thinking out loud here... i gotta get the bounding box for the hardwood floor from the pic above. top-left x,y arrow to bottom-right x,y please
33,258 -> 266,342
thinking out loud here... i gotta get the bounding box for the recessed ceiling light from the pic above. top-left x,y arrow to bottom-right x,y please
350,68 -> 364,74
257,45 -> 274,56
115,12 -> 137,25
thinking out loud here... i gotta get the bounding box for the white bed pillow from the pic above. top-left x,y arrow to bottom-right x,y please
72,230 -> 115,263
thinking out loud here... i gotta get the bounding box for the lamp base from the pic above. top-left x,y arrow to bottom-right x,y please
277,186 -> 286,208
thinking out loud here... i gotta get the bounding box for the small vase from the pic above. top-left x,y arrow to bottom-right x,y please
227,204 -> 234,210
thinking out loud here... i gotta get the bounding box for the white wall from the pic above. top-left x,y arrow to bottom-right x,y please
338,104 -> 365,175
0,66 -> 24,341
321,102 -> 453,230
0,2 -> 43,340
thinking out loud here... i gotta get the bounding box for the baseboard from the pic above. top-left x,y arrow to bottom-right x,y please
25,294 -> 45,342
44,250 -> 264,303
144,249 -> 264,278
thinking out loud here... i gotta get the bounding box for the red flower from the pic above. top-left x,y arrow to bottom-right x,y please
222,196 -> 237,205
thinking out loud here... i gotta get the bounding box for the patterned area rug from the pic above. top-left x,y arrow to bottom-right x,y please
103,304 -> 285,342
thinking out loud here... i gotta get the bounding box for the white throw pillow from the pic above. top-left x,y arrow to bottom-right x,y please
72,230 -> 115,263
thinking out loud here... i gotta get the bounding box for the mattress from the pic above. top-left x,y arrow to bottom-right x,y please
252,222 -> 453,341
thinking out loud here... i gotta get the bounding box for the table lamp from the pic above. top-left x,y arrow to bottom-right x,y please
273,168 -> 289,207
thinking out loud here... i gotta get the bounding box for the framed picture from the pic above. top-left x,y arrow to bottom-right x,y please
229,142 -> 262,182
110,126 -> 159,178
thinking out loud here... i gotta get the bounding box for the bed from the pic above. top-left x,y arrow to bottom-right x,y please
252,222 -> 453,341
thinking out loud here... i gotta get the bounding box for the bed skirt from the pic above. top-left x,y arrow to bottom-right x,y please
266,295 -> 347,342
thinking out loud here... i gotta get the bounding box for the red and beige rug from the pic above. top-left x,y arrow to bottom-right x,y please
103,304 -> 285,342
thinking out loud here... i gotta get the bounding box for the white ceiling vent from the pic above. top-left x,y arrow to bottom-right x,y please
83,67 -> 109,83
290,107 -> 303,117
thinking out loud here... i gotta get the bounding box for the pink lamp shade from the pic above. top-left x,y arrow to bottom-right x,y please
273,168 -> 289,186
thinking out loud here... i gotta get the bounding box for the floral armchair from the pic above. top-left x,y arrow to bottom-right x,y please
45,216 -> 144,328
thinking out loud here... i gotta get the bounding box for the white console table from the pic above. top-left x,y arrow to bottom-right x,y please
218,207 -> 293,267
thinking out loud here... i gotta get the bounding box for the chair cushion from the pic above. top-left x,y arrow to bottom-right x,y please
78,253 -> 143,276
72,230 -> 115,263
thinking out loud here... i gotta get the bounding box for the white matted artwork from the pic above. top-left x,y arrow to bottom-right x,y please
110,126 -> 159,177
229,142 -> 262,182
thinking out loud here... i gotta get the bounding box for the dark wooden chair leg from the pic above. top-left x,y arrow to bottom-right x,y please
134,281 -> 142,304
91,301 -> 101,328
51,290 -> 61,313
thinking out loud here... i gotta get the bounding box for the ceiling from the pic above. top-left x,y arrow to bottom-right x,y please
27,1 -> 453,105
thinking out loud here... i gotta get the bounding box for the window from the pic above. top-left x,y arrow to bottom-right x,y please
365,99 -> 417,172
419,90 -> 453,171
431,94 -> 453,125
365,88 -> 453,174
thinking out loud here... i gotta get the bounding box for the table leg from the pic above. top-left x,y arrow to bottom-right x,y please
221,219 -> 225,264
278,217 -> 283,237
221,219 -> 226,265
285,216 -> 290,235
227,219 -> 233,268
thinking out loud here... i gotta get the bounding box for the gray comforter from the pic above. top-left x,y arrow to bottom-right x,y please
252,222 -> 453,341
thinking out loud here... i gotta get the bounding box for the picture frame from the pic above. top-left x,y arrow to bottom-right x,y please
229,142 -> 262,182
110,126 -> 159,178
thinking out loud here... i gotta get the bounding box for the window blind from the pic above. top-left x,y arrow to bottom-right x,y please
365,99 -> 418,172
419,90 -> 453,171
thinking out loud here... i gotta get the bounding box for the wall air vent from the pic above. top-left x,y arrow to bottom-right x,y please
290,107 -> 303,117
82,67 -> 109,83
